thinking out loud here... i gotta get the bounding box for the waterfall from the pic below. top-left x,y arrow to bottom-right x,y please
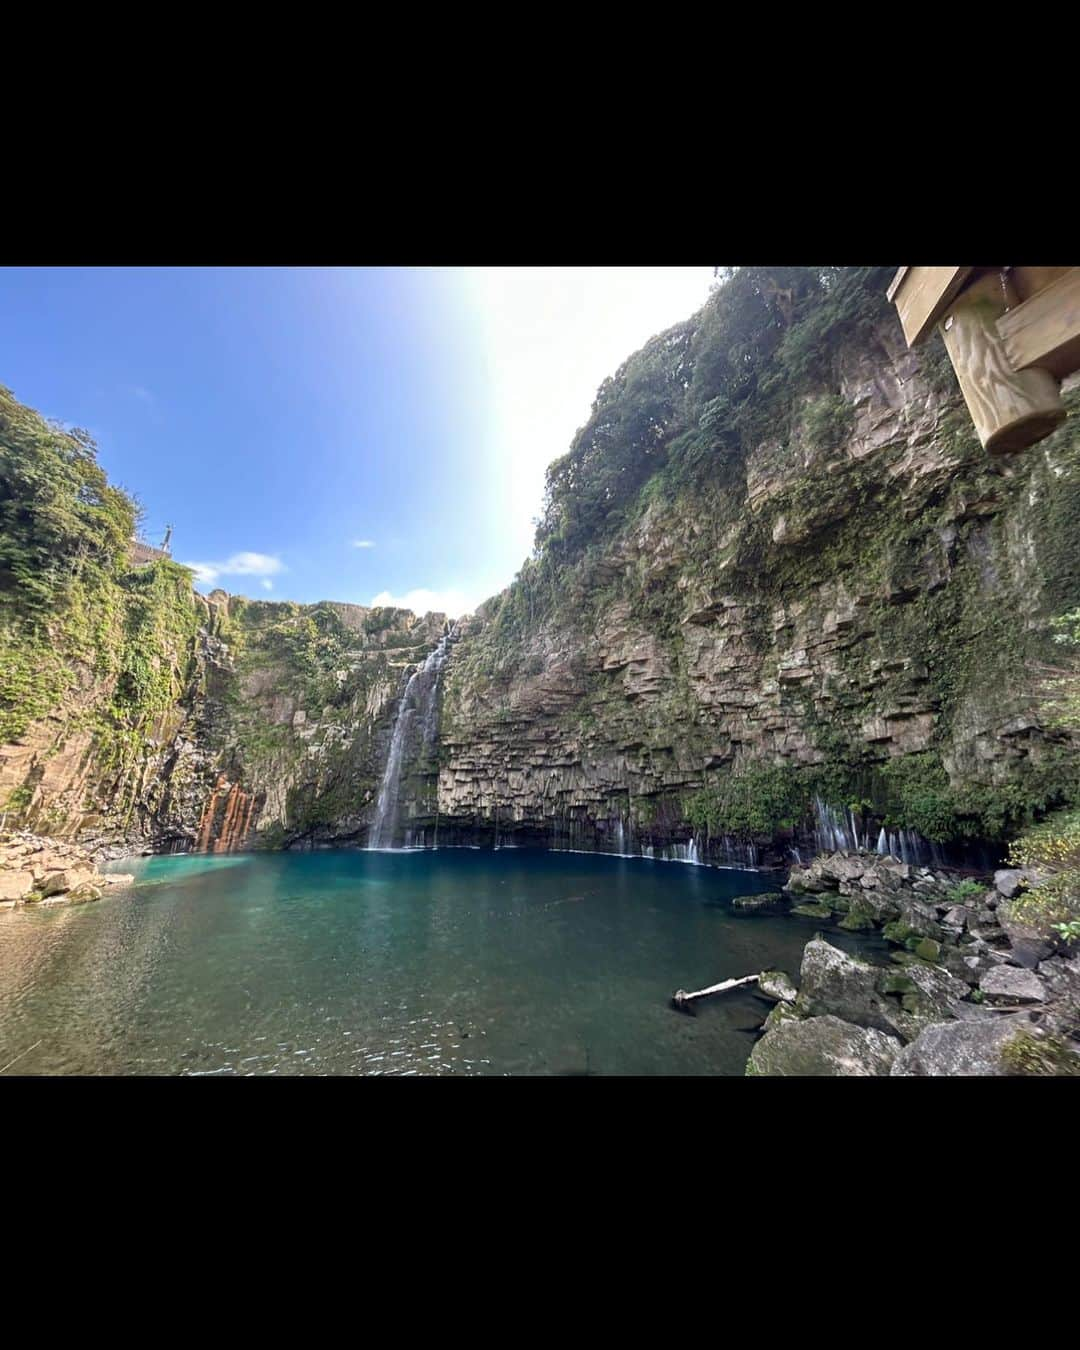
614,815 -> 626,855
369,628 -> 454,849
814,796 -> 858,853
876,826 -> 888,855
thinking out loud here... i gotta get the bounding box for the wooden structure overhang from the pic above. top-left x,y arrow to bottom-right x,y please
887,266 -> 1080,453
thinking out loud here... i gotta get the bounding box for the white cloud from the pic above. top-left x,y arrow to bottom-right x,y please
184,551 -> 285,588
260,578 -> 273,591
370,587 -> 476,619
351,539 -> 376,549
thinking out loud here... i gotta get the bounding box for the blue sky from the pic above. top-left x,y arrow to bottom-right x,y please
0,267 -> 714,615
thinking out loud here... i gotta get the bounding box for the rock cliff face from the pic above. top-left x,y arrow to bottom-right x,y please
2,268 -> 1079,859
0,577 -> 448,854
431,287 -> 1080,859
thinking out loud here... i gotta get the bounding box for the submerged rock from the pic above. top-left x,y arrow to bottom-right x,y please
748,1015 -> 901,1076
731,892 -> 786,913
791,900 -> 835,920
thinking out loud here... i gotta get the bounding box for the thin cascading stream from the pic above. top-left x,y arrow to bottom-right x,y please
369,627 -> 455,849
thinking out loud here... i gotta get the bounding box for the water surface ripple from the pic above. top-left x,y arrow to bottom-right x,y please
0,848 -> 888,1075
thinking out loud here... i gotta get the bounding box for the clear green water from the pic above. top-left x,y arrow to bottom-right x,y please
0,848 -> 889,1075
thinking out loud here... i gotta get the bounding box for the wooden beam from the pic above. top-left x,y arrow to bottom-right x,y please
941,271 -> 1066,453
997,267 -> 1080,382
891,266 -> 975,347
886,267 -> 909,303
1009,266 -> 1073,303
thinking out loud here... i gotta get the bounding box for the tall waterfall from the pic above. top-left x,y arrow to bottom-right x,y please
369,627 -> 454,849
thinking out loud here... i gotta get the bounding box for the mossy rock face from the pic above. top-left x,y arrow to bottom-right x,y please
884,920 -> 916,945
762,999 -> 803,1032
1000,1029 -> 1080,1076
747,1015 -> 901,1076
838,899 -> 876,931
791,900 -> 835,920
67,883 -> 103,904
881,972 -> 919,996
731,891 -> 785,913
913,937 -> 943,962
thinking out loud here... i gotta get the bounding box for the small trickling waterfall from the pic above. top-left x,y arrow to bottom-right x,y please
810,800 -> 936,866
814,796 -> 860,853
369,627 -> 455,849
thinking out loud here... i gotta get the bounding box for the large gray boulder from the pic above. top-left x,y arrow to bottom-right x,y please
890,1013 -> 1036,1075
979,966 -> 1048,1004
748,1015 -> 901,1076
993,868 -> 1038,899
996,900 -> 1054,969
798,938 -> 899,1035
1038,952 -> 1080,1003
798,936 -> 968,1042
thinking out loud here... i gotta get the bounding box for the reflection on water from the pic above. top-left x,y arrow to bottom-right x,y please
1,849 -> 889,1075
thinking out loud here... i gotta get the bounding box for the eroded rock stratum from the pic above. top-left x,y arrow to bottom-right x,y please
2,268 -> 1078,860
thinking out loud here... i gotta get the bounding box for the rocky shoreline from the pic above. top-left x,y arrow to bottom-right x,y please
744,851 -> 1080,1075
0,831 -> 134,909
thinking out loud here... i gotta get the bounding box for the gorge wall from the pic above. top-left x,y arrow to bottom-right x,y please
3,267 -> 1079,860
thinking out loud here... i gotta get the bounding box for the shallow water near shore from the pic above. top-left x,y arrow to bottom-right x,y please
0,848 -> 890,1075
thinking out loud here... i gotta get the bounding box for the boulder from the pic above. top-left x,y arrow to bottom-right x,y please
892,1013 -> 1043,1075
996,901 -> 1054,969
1038,953 -> 1080,1003
897,896 -> 945,942
39,868 -> 95,897
731,892 -> 785,913
889,959 -> 971,1023
762,1000 -> 802,1032
67,883 -> 104,904
994,868 -> 1038,899
791,900 -> 835,920
838,897 -> 877,930
0,871 -> 34,901
759,970 -> 798,1003
979,966 -> 1048,1004
797,936 -> 967,1042
797,937 -> 902,1037
940,943 -> 1002,986
748,1015 -> 901,1076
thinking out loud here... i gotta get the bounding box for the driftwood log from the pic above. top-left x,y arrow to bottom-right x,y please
671,973 -> 759,1015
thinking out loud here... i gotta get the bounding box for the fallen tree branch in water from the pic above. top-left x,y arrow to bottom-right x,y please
672,974 -> 759,1014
